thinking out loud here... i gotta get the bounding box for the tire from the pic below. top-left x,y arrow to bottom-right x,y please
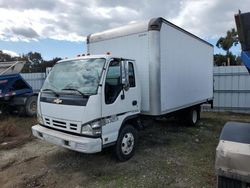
25,95 -> 38,117
217,176 -> 242,188
115,125 -> 138,162
187,108 -> 200,126
18,106 -> 26,116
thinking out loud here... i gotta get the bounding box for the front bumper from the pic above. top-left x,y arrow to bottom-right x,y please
32,124 -> 102,153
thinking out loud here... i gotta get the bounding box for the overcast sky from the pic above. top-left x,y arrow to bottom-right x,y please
0,0 -> 249,59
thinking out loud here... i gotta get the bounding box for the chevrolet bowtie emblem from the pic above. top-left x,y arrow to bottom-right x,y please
53,98 -> 62,104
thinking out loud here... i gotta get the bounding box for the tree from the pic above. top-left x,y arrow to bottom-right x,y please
0,50 -> 13,62
0,50 -> 62,73
214,54 -> 227,66
27,52 -> 43,64
20,53 -> 61,73
214,53 -> 242,66
216,28 -> 239,65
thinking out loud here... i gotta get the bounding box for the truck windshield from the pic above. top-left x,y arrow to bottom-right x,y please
42,58 -> 105,95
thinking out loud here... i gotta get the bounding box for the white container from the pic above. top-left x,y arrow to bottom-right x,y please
87,17 -> 214,116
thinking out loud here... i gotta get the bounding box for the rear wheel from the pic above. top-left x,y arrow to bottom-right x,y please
115,125 -> 138,162
25,96 -> 37,117
217,176 -> 242,188
186,107 -> 200,126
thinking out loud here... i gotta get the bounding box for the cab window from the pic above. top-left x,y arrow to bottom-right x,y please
105,60 -> 122,104
128,62 -> 135,87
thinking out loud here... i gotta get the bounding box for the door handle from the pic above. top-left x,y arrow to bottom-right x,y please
132,100 -> 137,106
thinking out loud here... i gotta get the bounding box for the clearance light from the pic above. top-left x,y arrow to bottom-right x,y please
77,54 -> 81,57
87,53 -> 90,56
106,52 -> 111,55
82,54 -> 85,56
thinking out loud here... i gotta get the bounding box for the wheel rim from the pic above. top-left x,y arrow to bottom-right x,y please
121,133 -> 134,155
30,101 -> 37,113
192,110 -> 198,124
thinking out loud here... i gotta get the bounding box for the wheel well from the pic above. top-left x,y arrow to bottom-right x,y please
187,105 -> 201,111
10,93 -> 37,106
184,105 -> 201,116
120,114 -> 141,132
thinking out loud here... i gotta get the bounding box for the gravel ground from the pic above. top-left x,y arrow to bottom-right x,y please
1,112 -> 250,188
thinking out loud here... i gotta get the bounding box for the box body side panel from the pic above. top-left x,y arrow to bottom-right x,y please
160,23 -> 213,112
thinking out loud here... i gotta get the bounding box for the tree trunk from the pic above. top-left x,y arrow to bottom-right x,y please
226,51 -> 230,66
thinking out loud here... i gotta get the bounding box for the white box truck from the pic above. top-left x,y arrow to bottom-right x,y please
32,17 -> 213,161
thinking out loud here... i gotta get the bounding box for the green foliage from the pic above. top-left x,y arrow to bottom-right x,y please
214,28 -> 241,66
21,55 -> 61,73
0,50 -> 18,62
214,53 -> 241,66
216,28 -> 238,54
0,51 -> 62,73
214,54 -> 227,66
27,52 -> 43,64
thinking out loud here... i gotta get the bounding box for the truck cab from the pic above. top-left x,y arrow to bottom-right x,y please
32,55 -> 141,161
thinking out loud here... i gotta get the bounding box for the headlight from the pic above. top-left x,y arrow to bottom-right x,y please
81,120 -> 102,136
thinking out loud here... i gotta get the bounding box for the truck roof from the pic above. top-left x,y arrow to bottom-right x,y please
87,17 -> 213,47
57,54 -> 134,64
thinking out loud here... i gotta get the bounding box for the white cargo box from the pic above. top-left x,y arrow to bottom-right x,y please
87,17 -> 213,116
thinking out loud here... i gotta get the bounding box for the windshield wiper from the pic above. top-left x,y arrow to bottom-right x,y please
42,88 -> 59,97
62,88 -> 89,97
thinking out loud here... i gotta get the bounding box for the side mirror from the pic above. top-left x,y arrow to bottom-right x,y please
121,60 -> 130,91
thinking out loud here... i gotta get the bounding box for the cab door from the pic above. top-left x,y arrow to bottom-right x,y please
101,59 -> 139,144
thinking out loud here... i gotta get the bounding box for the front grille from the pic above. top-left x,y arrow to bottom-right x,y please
70,123 -> 77,130
43,116 -> 81,133
52,120 -> 66,128
45,118 -> 50,125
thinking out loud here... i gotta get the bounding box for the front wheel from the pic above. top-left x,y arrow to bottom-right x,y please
25,95 -> 38,117
115,125 -> 138,162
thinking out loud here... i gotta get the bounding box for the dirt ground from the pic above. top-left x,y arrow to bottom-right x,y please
0,115 -> 36,150
1,112 -> 250,188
